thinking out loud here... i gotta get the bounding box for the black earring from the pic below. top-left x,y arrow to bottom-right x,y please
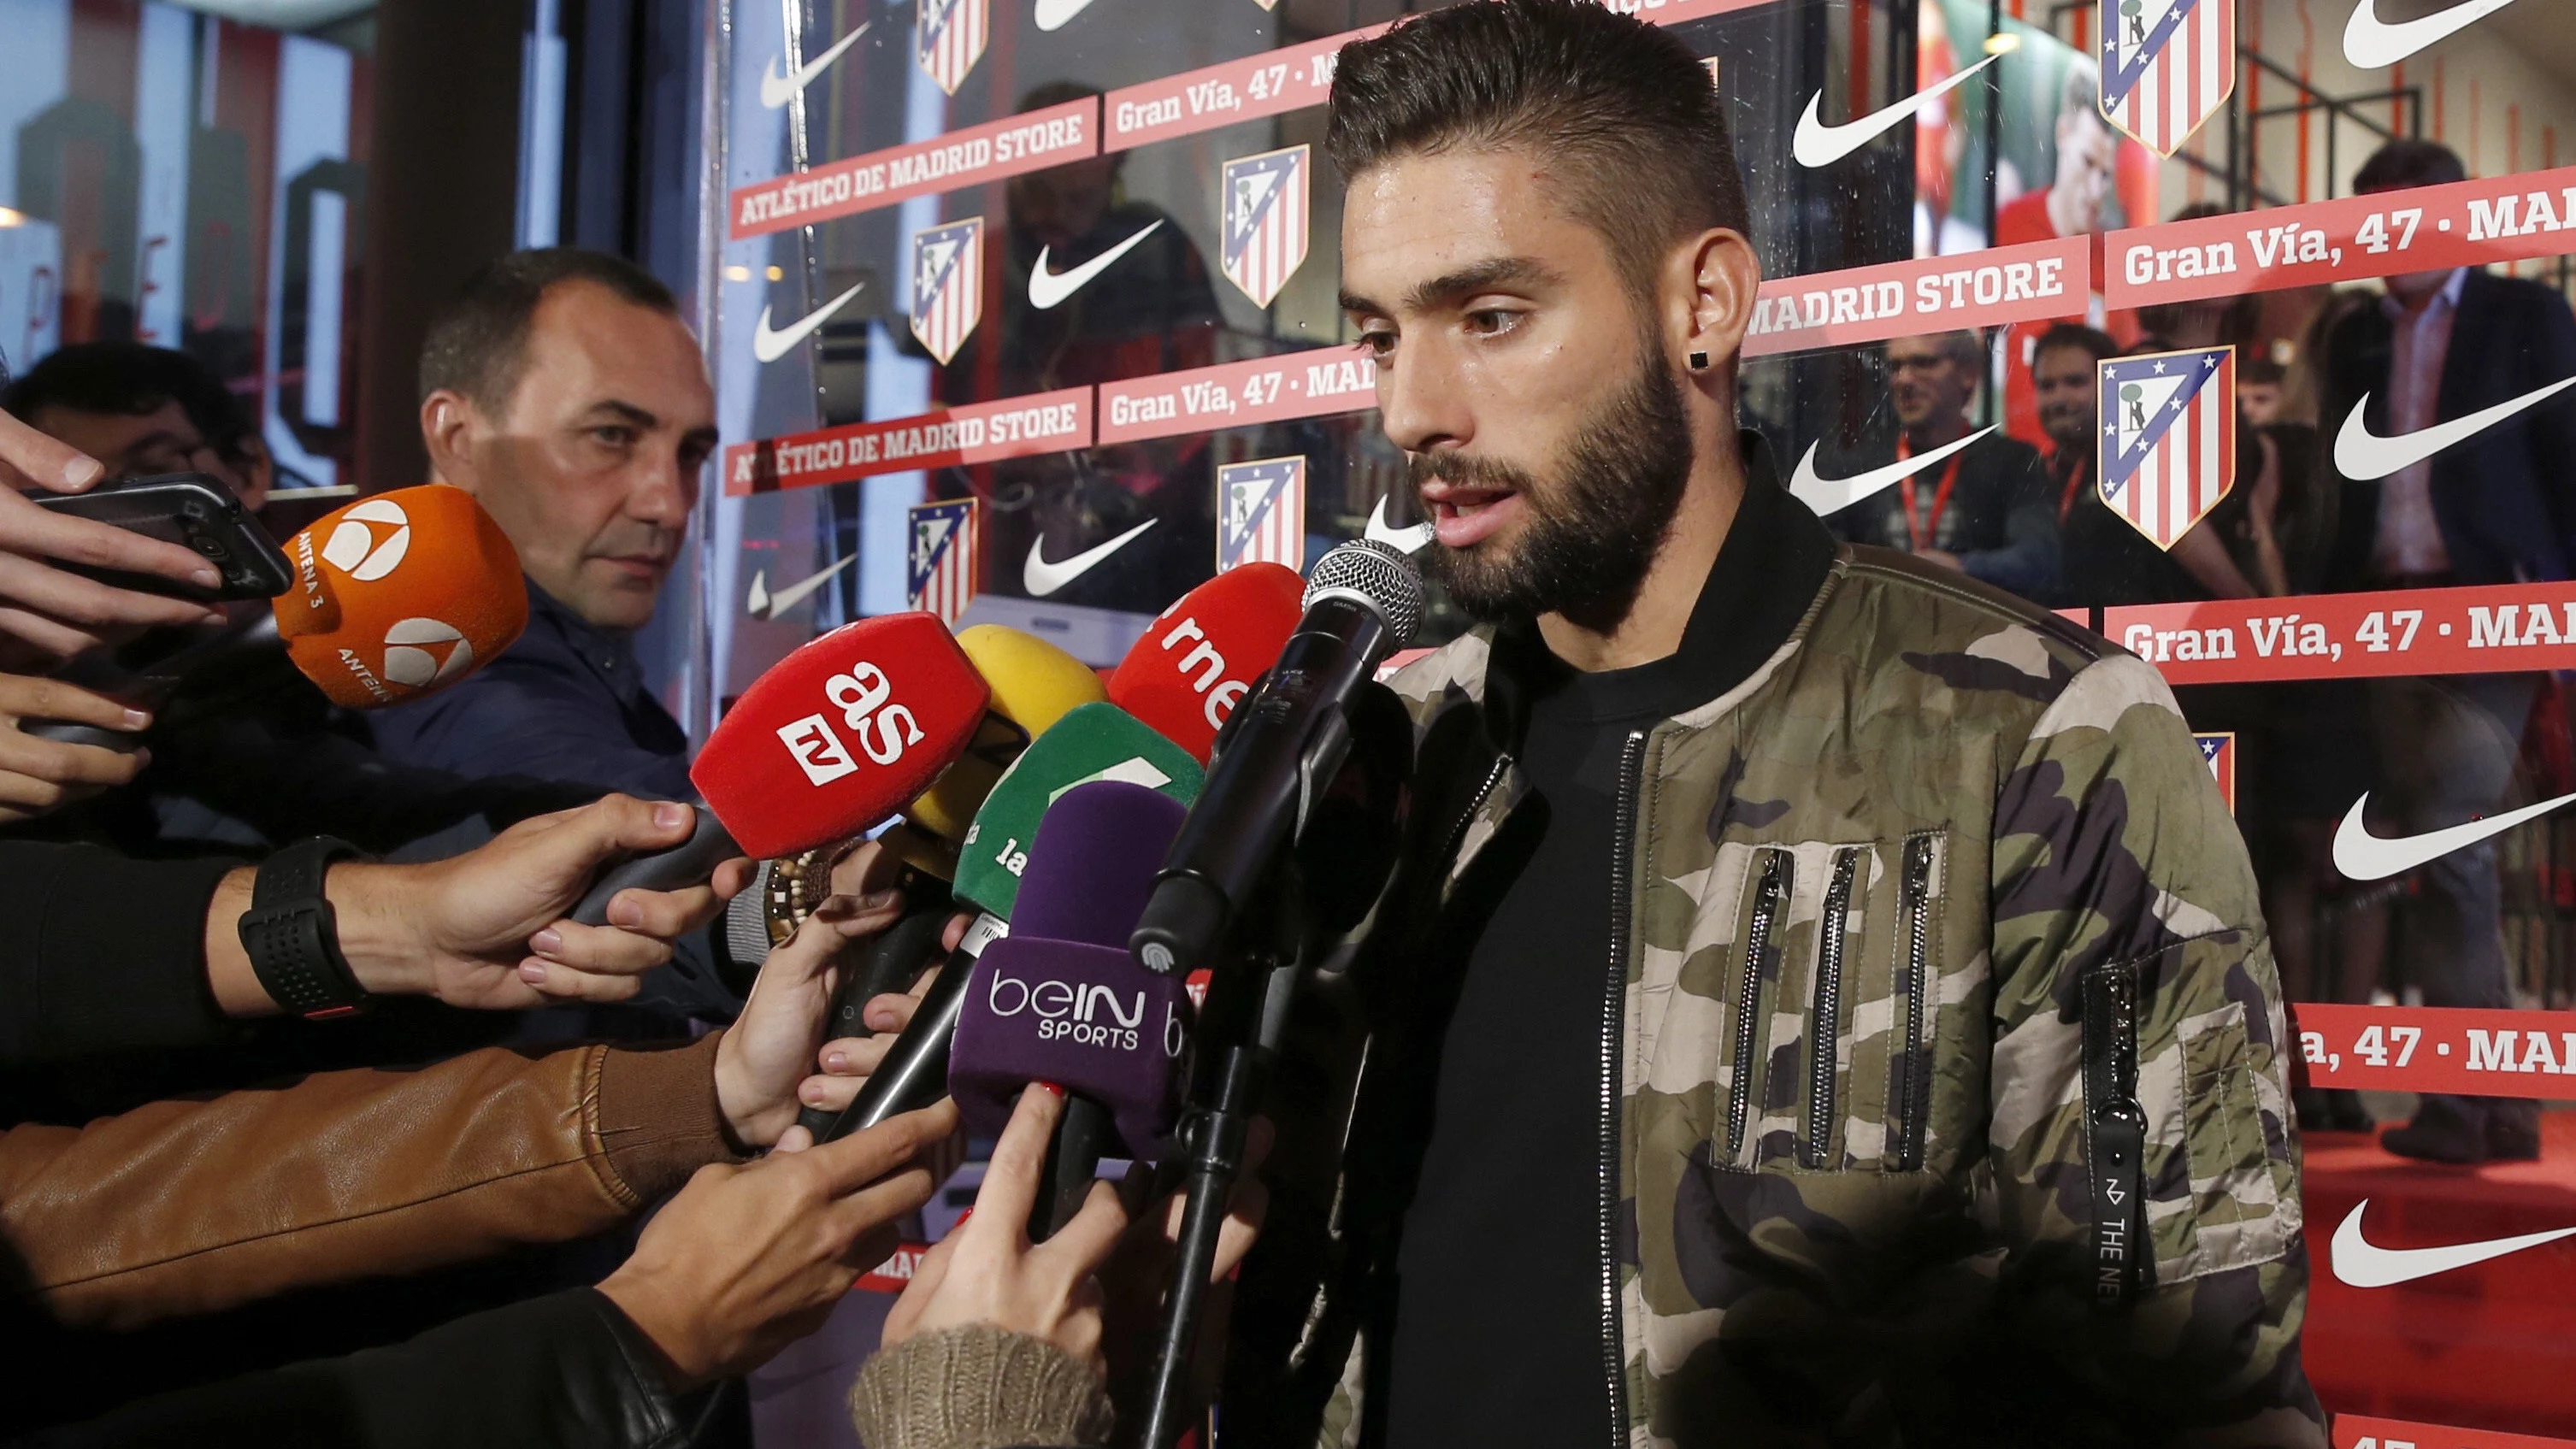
1687,350 -> 1710,373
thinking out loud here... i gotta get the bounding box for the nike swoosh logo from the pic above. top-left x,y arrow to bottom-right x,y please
2343,0 -> 2522,69
747,554 -> 858,620
1794,55 -> 1997,168
760,20 -> 870,109
2333,787 -> 2576,881
2334,374 -> 2576,480
1787,427 -> 1995,514
1023,519 -> 1157,597
2332,1199 -> 2576,1287
752,280 -> 868,363
1027,221 -> 1163,311
1032,0 -> 1097,31
1365,495 -> 1433,555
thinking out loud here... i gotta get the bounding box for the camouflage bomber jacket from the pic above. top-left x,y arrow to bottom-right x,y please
1225,534 -> 2325,1448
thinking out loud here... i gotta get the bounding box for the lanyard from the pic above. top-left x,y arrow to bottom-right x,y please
2055,449 -> 2090,522
1896,437 -> 1962,551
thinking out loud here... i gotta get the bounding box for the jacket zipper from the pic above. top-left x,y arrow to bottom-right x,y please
1893,837 -> 1934,1171
1801,848 -> 1861,1169
1726,851 -> 1789,1162
1601,730 -> 1647,1448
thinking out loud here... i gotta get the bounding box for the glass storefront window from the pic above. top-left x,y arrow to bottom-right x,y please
699,3 -> 2576,1440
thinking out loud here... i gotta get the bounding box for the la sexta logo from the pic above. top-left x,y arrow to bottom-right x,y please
775,660 -> 927,786
987,963 -> 1185,1057
380,617 -> 475,688
319,498 -> 411,582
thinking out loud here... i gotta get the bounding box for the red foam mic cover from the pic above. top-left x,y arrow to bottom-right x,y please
691,612 -> 992,859
1108,563 -> 1304,763
271,484 -> 529,710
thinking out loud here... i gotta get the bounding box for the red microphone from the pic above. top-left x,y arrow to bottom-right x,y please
1106,563 -> 1304,763
569,612 -> 990,921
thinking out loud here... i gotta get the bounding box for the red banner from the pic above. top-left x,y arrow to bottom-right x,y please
1104,27 -> 1388,153
2334,1415 -> 2576,1449
728,98 -> 1097,239
1741,239 -> 2090,359
1096,349 -> 1376,446
2104,164 -> 2576,309
721,388 -> 1093,496
2294,1004 -> 2576,1101
2103,581 -> 2576,685
853,1241 -> 933,1294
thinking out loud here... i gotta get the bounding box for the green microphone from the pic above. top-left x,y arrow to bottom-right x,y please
819,703 -> 1202,1142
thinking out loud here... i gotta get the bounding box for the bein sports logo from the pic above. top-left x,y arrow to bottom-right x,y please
986,964 -> 1184,1057
319,499 -> 411,581
776,661 -> 927,786
380,618 -> 475,688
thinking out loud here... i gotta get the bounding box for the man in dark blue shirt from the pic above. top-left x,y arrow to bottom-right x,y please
371,249 -> 715,802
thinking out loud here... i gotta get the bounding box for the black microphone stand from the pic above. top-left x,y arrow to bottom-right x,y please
1130,865 -> 1305,1449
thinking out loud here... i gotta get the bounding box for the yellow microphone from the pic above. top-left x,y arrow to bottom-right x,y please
879,624 -> 1110,878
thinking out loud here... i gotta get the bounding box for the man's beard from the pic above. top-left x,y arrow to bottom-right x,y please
1412,346 -> 1695,630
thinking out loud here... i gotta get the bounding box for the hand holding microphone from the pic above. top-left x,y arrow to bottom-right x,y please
564,610 -> 993,923
949,780 -> 1195,1235
0,405 -> 231,666
809,704 -> 1204,1144
0,670 -> 152,820
782,624 -> 1110,1140
28,484 -> 532,750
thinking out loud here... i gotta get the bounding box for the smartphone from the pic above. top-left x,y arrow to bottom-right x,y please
27,473 -> 295,602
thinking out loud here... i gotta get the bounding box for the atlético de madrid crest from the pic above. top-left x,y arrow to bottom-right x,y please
916,0 -> 987,96
2099,0 -> 2235,157
909,216 -> 984,365
2098,345 -> 2237,551
1221,144 -> 1310,309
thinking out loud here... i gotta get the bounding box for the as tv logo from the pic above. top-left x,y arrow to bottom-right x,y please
775,661 -> 929,786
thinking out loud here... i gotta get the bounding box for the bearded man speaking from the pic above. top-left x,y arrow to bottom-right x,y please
1224,5 -> 2321,1447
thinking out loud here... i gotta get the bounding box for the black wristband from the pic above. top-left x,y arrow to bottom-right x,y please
238,836 -> 374,1019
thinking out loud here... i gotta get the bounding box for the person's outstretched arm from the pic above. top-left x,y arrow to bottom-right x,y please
0,890 -> 923,1332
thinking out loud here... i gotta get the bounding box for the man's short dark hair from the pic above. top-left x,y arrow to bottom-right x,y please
419,247 -> 680,416
1,340 -> 256,459
2033,322 -> 2119,368
2354,138 -> 2467,194
1323,0 -> 1748,304
2239,356 -> 2285,386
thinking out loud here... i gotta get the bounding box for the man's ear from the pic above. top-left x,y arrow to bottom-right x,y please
1676,227 -> 1761,378
419,390 -> 481,492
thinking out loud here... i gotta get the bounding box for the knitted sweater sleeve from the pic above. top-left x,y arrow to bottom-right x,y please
846,1326 -> 1115,1449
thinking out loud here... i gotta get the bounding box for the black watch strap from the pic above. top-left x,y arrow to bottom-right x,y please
239,836 -> 374,1019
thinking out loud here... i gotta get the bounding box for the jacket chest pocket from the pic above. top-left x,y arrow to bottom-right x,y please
1709,832 -> 1948,1174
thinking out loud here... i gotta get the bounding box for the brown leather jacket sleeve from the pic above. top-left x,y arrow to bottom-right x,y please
0,1032 -> 740,1332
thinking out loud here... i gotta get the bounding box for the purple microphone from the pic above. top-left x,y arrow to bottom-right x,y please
948,780 -> 1194,1165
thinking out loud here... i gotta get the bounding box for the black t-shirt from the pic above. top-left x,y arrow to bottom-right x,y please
1376,462 -> 1836,1446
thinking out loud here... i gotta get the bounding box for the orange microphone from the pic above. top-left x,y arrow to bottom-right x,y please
272,484 -> 529,709
30,485 -> 528,745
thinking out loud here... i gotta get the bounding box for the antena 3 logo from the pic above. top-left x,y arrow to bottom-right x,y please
382,618 -> 475,688
320,499 -> 412,581
776,660 -> 928,786
986,965 -> 1183,1056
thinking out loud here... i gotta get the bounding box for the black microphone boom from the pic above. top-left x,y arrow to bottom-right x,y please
1128,539 -> 1423,981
